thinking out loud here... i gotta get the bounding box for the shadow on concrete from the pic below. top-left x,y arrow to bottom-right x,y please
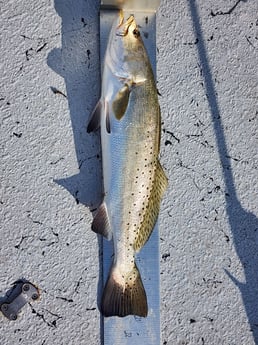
47,0 -> 102,210
188,1 -> 258,342
47,0 -> 104,341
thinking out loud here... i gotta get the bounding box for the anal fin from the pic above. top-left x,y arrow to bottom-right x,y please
91,202 -> 112,240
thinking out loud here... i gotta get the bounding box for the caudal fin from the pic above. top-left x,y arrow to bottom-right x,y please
101,263 -> 148,317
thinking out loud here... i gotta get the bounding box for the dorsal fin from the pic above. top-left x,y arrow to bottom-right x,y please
133,161 -> 168,252
91,202 -> 112,240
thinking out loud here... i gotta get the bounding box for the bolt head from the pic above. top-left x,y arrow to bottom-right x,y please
1,304 -> 8,312
10,313 -> 17,321
22,283 -> 30,292
31,293 -> 39,300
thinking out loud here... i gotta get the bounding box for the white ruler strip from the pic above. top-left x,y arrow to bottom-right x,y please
100,8 -> 161,345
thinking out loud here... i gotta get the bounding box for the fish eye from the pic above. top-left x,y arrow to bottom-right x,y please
133,29 -> 140,37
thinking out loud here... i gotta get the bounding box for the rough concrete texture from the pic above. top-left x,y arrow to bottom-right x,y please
0,0 -> 257,344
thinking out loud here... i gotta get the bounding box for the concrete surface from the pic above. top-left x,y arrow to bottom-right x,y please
0,0 -> 257,344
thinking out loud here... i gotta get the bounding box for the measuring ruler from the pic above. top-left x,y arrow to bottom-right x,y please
100,1 -> 161,344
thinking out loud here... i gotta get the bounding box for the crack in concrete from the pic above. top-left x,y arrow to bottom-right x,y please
29,305 -> 55,328
163,129 -> 180,143
26,212 -> 43,225
14,235 -> 31,249
36,43 -> 47,53
56,296 -> 74,303
211,0 -> 246,16
50,86 -> 67,98
50,157 -> 64,165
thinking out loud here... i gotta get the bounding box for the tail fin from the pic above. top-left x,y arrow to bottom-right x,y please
101,262 -> 148,317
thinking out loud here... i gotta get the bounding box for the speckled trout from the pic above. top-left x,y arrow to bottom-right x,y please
87,12 -> 168,317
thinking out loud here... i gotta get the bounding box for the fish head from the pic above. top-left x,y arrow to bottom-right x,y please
106,12 -> 148,82
117,12 -> 138,38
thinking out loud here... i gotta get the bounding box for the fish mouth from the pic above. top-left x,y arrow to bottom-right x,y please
116,11 -> 136,36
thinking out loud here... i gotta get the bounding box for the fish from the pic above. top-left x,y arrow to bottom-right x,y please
87,11 -> 168,317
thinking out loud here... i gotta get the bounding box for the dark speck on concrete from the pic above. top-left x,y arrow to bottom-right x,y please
13,132 -> 22,138
36,43 -> 47,53
183,38 -> 199,46
162,253 -> 170,261
81,17 -> 87,27
25,48 -> 33,61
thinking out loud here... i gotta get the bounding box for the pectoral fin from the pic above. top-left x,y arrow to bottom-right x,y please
134,161 -> 168,252
87,99 -> 102,133
91,202 -> 112,240
112,84 -> 130,120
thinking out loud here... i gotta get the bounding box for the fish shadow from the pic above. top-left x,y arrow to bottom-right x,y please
47,0 -> 104,337
188,1 -> 258,342
47,0 -> 102,210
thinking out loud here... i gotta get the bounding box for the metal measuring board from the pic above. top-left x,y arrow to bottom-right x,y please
100,1 -> 161,344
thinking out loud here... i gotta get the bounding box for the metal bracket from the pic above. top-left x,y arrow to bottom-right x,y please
0,280 -> 40,321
